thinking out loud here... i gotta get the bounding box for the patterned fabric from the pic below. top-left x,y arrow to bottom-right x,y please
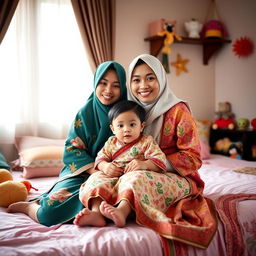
95,134 -> 167,171
215,193 -> 256,256
79,170 -> 190,217
126,53 -> 217,248
36,61 -> 127,226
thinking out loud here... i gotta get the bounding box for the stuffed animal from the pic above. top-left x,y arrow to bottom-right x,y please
0,169 -> 37,207
228,142 -> 243,159
214,137 -> 232,153
237,118 -> 249,130
157,20 -> 182,55
184,18 -> 203,38
212,102 -> 236,130
251,118 -> 256,130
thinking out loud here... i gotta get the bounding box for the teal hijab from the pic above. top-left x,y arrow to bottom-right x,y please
61,61 -> 127,177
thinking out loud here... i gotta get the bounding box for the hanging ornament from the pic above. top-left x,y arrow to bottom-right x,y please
171,54 -> 189,76
232,36 -> 254,57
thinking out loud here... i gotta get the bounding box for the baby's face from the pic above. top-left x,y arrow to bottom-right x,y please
110,110 -> 144,144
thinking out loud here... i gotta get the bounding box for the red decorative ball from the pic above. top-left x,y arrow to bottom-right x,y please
232,36 -> 254,57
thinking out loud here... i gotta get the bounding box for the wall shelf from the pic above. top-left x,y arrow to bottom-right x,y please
144,36 -> 232,65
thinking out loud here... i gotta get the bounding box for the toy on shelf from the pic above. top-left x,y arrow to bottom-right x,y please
212,102 -> 235,130
228,142 -> 243,159
251,118 -> 256,130
156,19 -> 182,73
0,169 -> 38,207
214,137 -> 232,154
184,18 -> 203,38
237,118 -> 250,130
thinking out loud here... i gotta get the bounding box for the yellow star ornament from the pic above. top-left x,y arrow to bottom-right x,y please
171,54 -> 189,75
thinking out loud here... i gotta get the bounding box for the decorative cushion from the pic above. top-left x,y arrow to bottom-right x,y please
12,136 -> 65,178
196,120 -> 212,159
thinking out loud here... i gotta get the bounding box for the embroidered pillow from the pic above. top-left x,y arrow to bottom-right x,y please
12,136 -> 65,178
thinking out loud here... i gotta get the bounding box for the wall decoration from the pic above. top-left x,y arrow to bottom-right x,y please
201,0 -> 228,39
232,36 -> 254,57
171,54 -> 189,76
156,19 -> 182,73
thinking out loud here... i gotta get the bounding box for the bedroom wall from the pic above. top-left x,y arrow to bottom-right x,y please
214,0 -> 256,121
115,0 -> 256,123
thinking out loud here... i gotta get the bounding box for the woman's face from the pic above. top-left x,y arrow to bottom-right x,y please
130,63 -> 160,103
96,69 -> 121,105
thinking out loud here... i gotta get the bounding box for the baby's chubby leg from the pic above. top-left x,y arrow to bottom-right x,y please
7,201 -> 40,222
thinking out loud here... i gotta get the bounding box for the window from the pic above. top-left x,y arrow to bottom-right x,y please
0,0 -> 93,142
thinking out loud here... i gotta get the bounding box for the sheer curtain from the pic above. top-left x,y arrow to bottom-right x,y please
0,0 -> 93,144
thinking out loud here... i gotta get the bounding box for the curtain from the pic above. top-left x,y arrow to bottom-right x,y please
0,0 -> 19,44
0,0 -> 93,153
71,0 -> 116,71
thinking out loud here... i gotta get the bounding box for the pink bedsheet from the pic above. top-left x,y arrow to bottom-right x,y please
1,154 -> 256,256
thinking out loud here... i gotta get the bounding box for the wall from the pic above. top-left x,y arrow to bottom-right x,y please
115,0 -> 256,123
215,0 -> 256,121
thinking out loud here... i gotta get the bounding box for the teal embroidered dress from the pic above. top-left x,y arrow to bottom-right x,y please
37,61 -> 127,226
0,152 -> 10,170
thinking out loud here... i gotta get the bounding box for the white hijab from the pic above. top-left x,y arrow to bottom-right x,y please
127,54 -> 186,143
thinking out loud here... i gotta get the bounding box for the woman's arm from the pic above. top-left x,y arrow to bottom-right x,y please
160,102 -> 202,176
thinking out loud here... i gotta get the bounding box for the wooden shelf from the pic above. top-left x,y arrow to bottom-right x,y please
144,36 -> 231,65
209,128 -> 256,161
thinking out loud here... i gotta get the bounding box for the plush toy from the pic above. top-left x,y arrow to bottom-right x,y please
0,169 -> 38,207
214,137 -> 232,153
157,19 -> 182,73
237,118 -> 249,130
157,20 -> 182,55
212,102 -> 235,130
228,142 -> 243,159
251,118 -> 256,130
184,18 -> 203,38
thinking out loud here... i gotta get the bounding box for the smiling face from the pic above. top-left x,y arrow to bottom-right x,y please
96,69 -> 121,105
130,63 -> 160,103
110,110 -> 145,144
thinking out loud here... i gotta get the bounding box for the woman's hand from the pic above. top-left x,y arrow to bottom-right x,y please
124,159 -> 162,173
98,161 -> 123,177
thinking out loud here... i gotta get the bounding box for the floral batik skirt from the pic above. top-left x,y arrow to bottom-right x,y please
79,170 -> 190,224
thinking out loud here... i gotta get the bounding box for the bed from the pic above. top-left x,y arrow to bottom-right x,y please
1,152 -> 256,256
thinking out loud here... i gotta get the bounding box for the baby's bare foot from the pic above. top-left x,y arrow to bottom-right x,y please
73,208 -> 106,227
99,201 -> 126,227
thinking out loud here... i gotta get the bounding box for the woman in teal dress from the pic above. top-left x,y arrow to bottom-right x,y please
8,61 -> 127,226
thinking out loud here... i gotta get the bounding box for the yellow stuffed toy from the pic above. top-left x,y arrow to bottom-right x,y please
157,19 -> 182,73
157,20 -> 182,55
0,168 -> 37,207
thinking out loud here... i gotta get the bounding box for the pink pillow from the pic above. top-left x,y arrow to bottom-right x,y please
12,136 -> 65,178
200,140 -> 211,160
196,120 -> 211,160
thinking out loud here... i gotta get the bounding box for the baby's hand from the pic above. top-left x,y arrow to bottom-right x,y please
124,159 -> 147,173
102,162 -> 123,177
